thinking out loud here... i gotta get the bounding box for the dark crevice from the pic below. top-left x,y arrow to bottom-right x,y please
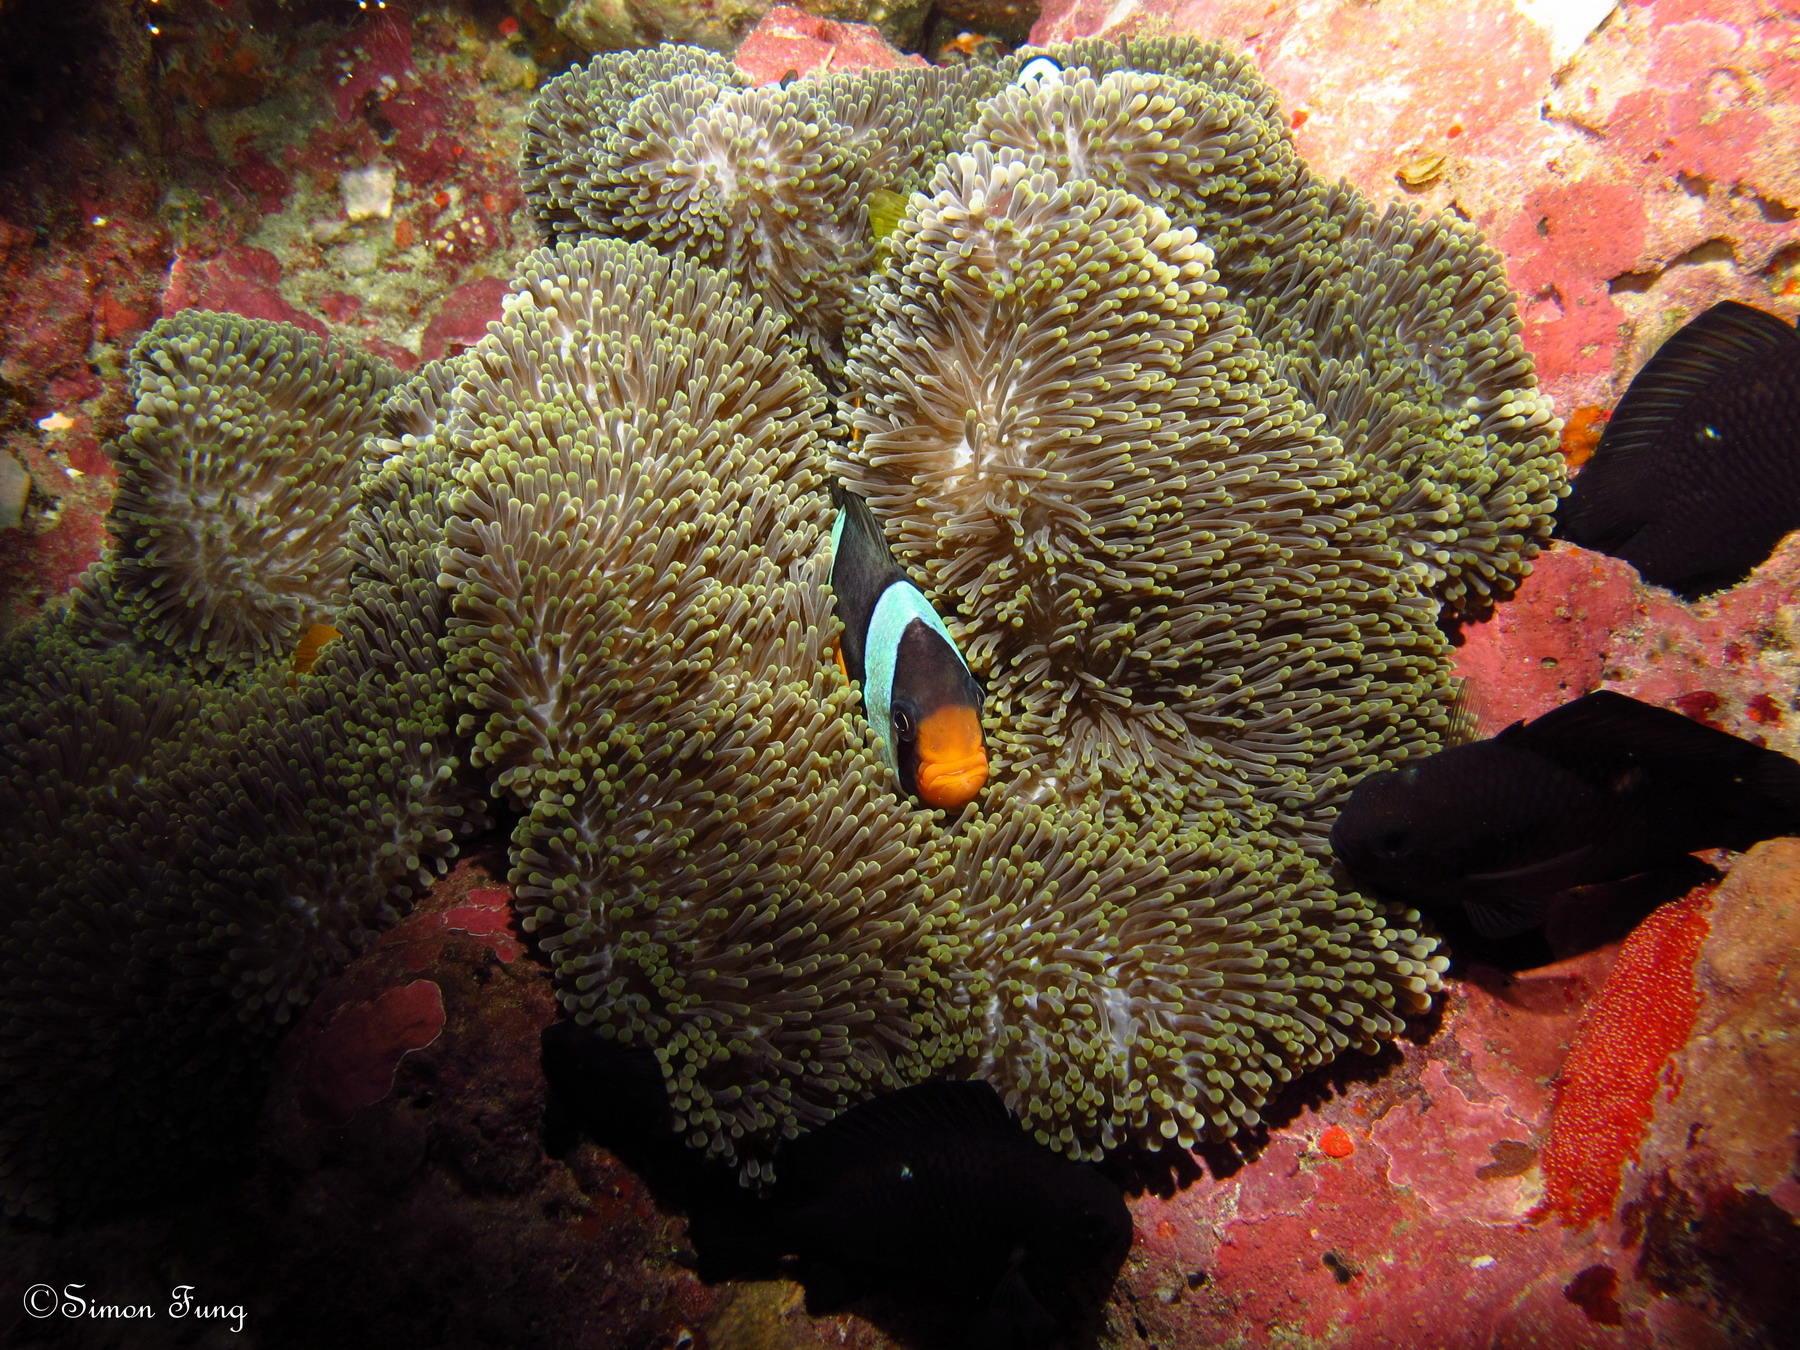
1748,189 -> 1797,223
1608,238 -> 1740,294
1762,243 -> 1800,277
1676,169 -> 1712,198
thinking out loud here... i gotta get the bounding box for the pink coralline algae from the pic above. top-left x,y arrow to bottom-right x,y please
164,245 -> 330,337
1033,0 -> 1800,410
303,979 -> 447,1123
1452,543 -> 1642,732
1456,531 -> 1800,753
735,6 -> 929,86
1534,887 -> 1715,1229
387,876 -> 527,974
1498,180 -> 1649,383
419,275 -> 511,361
442,887 -> 525,965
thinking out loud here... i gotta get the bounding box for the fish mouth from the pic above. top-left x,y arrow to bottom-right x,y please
915,751 -> 989,809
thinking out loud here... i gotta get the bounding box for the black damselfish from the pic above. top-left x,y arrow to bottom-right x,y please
1556,300 -> 1800,600
694,1080 -> 1132,1346
1330,690 -> 1800,938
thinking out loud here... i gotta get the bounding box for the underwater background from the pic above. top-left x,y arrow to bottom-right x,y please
0,0 -> 1797,1347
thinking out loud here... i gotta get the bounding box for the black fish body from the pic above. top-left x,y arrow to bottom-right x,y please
1556,300 -> 1800,599
702,1080 -> 1130,1343
1330,690 -> 1800,937
776,1095 -> 1122,1286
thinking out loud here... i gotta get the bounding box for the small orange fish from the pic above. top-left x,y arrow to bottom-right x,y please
1559,405 -> 1610,469
289,623 -> 341,685
937,31 -> 1004,64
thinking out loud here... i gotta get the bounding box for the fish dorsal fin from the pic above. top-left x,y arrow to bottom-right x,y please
1445,676 -> 1483,745
1599,303 -> 1798,468
778,1081 -> 1022,1192
828,484 -> 907,688
1558,302 -> 1800,551
1503,689 -> 1795,790
1499,690 -> 1712,779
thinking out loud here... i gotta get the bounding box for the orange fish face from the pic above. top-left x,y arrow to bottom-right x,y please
912,702 -> 989,810
886,620 -> 988,811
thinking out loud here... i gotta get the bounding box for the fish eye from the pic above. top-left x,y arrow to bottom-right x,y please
1373,829 -> 1408,859
892,703 -> 917,740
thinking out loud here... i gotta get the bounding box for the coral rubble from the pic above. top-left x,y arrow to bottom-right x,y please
0,34 -> 1562,1215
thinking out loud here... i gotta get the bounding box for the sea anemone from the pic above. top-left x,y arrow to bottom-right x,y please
840,144 -> 1453,847
79,311 -> 398,675
2,34 -> 1562,1210
520,50 -> 1011,371
953,801 -> 1437,1154
971,43 -> 1564,617
0,332 -> 485,1219
434,238 -> 977,1169
420,226 -> 1445,1170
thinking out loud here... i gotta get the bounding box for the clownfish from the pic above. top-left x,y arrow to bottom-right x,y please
829,488 -> 988,810
1015,54 -> 1064,87
288,623 -> 341,686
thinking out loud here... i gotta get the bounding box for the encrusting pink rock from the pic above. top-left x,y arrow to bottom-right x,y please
735,5 -> 928,86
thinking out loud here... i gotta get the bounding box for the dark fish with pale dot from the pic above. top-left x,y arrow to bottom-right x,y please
543,1028 -> 1128,1344
830,486 -> 989,809
1555,300 -> 1800,600
1330,690 -> 1800,938
693,1079 -> 1132,1347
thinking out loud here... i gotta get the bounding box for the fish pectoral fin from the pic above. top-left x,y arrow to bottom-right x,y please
1459,846 -> 1596,937
1462,893 -> 1553,940
973,1249 -> 1057,1347
1463,844 -> 1597,886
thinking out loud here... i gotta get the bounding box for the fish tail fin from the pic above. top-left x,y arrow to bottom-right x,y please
1731,744 -> 1800,844
832,484 -> 892,559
